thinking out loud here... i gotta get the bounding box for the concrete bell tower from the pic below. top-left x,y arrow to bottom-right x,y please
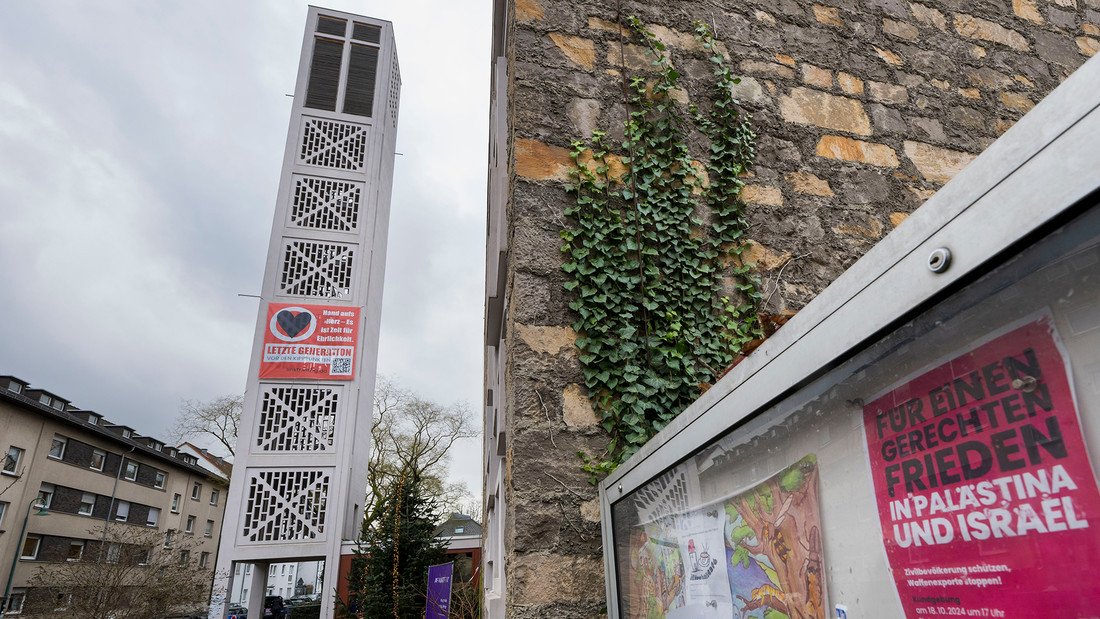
212,7 -> 399,618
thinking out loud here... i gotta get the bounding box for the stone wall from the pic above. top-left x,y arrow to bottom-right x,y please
494,0 -> 1096,616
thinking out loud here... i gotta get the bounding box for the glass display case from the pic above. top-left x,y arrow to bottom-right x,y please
600,57 -> 1100,619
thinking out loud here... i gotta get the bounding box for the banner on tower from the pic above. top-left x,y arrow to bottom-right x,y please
259,302 -> 359,380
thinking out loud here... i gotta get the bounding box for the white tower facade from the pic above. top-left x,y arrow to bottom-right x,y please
212,8 -> 399,619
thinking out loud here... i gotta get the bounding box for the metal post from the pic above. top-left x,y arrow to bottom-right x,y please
1,500 -> 48,619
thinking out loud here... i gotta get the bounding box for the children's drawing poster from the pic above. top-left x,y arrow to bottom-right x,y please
625,454 -> 826,619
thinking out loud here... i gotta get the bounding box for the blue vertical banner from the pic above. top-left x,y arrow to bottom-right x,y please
425,562 -> 454,619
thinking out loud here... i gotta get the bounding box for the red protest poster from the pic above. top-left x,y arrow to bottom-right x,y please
259,303 -> 359,380
863,313 -> 1100,618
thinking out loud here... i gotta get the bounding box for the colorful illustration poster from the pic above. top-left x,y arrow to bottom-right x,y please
626,455 -> 826,619
258,303 -> 359,380
863,314 -> 1100,617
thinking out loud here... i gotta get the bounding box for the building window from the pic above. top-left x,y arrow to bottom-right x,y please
37,483 -> 54,509
185,515 -> 195,534
106,543 -> 121,563
154,471 -> 166,489
147,507 -> 160,527
179,550 -> 190,567
20,535 -> 40,559
78,492 -> 95,516
67,540 -> 84,562
235,564 -> 242,576
191,482 -> 201,500
123,461 -> 138,481
171,494 -> 181,513
199,551 -> 210,568
205,519 -> 214,537
0,501 -> 7,527
115,500 -> 130,521
48,435 -> 67,459
269,565 -> 276,576
3,446 -> 24,474
88,416 -> 97,425
121,429 -> 131,438
7,589 -> 25,613
90,449 -> 106,471
164,531 -> 174,548
138,547 -> 151,565
210,488 -> 219,505
154,443 -> 163,452
455,527 -> 464,534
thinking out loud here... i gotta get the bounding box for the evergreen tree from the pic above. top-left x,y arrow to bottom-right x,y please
339,473 -> 447,619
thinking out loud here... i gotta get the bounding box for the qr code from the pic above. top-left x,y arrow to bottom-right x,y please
330,357 -> 352,375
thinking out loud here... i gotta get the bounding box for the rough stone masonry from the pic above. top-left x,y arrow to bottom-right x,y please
487,0 -> 1097,616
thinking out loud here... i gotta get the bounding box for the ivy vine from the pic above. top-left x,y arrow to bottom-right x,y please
562,19 -> 763,479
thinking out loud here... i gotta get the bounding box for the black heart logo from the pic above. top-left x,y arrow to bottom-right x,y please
277,310 -> 312,338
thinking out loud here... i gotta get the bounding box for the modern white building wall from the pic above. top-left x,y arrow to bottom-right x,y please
212,7 -> 399,619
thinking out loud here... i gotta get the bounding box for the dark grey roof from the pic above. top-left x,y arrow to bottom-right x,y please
435,513 -> 483,538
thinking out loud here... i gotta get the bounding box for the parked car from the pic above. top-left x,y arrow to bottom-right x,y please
265,595 -> 287,618
227,605 -> 247,619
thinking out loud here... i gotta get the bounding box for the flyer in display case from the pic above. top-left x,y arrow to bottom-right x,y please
625,455 -> 827,619
862,313 -> 1100,618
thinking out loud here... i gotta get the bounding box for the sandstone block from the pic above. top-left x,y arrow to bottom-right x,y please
563,384 -> 598,427
931,78 -> 950,90
549,33 -> 596,70
576,150 -> 628,183
741,60 -> 796,79
568,98 -> 600,137
874,46 -> 904,65
884,18 -> 920,39
910,3 -> 948,31
580,499 -> 601,523
588,17 -> 629,36
648,24 -> 704,52
1013,0 -> 1044,23
835,215 -> 884,237
959,87 -> 981,99
730,76 -> 767,105
511,554 -> 605,605
837,72 -> 864,95
742,185 -> 783,206
890,212 -> 910,227
816,135 -> 900,167
606,43 -> 651,71
910,117 -> 946,142
786,171 -> 835,196
731,240 -> 792,270
515,139 -> 573,181
868,80 -> 908,104
1051,0 -> 1077,6
755,10 -> 777,25
1078,37 -> 1100,56
903,141 -> 976,183
954,14 -> 1030,51
1085,24 -> 1100,36
801,64 -> 833,88
1000,91 -> 1034,112
1014,74 -> 1035,88
970,45 -> 987,59
776,53 -> 796,66
515,324 -> 578,355
779,87 -> 872,135
814,5 -> 845,27
515,0 -> 544,21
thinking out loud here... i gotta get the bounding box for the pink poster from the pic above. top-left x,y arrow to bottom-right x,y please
863,314 -> 1100,618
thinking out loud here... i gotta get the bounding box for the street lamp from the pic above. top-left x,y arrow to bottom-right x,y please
0,500 -> 49,619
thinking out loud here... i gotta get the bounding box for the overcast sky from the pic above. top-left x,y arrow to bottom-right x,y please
0,1 -> 490,497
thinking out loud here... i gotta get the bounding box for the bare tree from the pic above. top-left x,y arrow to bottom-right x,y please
24,527 -> 218,619
364,377 -> 478,529
168,394 -> 242,457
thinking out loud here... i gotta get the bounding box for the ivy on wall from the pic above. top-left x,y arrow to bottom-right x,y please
562,19 -> 762,478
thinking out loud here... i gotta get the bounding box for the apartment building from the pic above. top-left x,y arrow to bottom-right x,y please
0,375 -> 228,615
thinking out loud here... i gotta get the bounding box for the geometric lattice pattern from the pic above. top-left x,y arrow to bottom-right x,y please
243,469 -> 330,542
279,239 -> 355,298
290,176 -> 362,232
257,387 -> 338,452
632,465 -> 693,525
299,118 -> 368,171
389,58 -> 401,129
